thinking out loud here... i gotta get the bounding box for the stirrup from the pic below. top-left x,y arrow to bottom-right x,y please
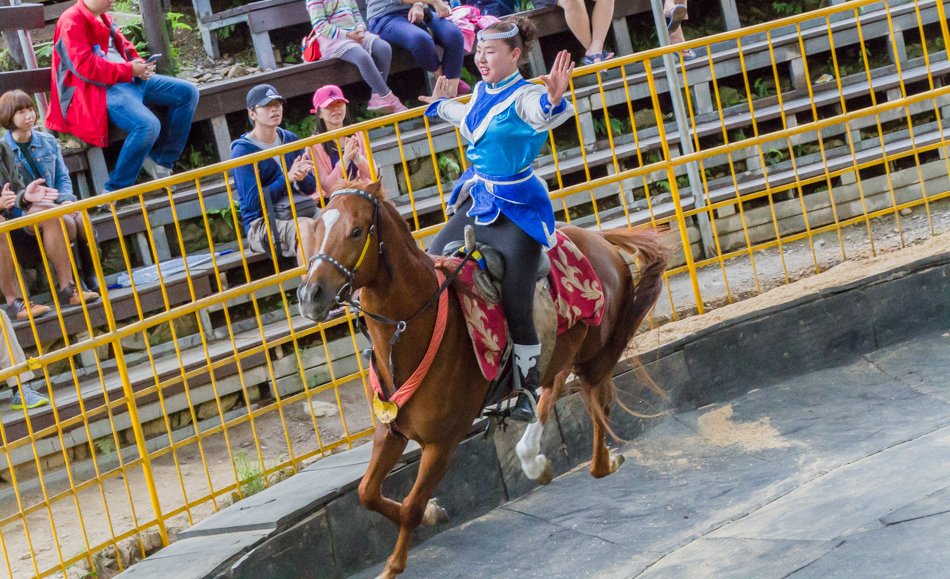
509,389 -> 539,423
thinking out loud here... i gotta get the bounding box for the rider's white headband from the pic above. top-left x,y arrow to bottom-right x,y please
477,24 -> 519,42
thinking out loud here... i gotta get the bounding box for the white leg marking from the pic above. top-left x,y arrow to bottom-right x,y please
516,421 -> 549,481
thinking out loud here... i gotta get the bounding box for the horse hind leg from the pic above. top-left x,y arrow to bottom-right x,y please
515,370 -> 568,485
381,441 -> 458,578
585,377 -> 625,479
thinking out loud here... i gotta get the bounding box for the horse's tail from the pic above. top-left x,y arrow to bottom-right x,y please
576,227 -> 669,436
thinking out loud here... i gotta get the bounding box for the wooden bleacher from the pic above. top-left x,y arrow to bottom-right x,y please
3,0 -> 948,480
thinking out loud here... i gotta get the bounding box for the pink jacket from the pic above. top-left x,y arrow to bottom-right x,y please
311,136 -> 373,196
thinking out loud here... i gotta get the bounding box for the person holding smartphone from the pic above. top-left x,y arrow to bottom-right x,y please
46,0 -> 199,192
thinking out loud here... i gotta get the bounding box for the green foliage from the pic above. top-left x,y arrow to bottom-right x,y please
236,451 -> 267,498
0,49 -> 17,73
283,115 -> 317,139
593,116 -> 627,139
752,77 -> 775,99
770,2 -> 803,17
764,147 -> 785,166
216,24 -> 238,41
112,0 -> 138,13
437,152 -> 461,182
167,12 -> 192,34
94,437 -> 116,456
176,142 -> 216,173
33,42 -> 53,68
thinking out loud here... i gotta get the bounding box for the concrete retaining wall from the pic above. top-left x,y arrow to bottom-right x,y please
119,248 -> 950,579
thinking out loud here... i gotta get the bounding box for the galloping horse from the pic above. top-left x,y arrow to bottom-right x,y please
297,181 -> 666,578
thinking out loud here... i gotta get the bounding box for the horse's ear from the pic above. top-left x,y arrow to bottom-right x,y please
364,179 -> 384,199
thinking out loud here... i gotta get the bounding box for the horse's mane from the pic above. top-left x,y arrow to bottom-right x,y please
329,179 -> 421,253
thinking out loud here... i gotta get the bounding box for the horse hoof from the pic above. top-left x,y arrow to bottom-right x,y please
535,458 -> 554,485
610,452 -> 625,473
422,498 -> 449,526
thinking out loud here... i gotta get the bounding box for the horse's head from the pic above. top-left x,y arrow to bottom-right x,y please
297,181 -> 386,322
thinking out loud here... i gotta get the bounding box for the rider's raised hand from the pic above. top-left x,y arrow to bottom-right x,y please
419,75 -> 453,104
540,49 -> 575,106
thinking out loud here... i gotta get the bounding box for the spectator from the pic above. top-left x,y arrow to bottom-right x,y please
1,90 -> 101,293
0,308 -> 49,410
366,0 -> 468,98
0,140 -> 99,319
533,0 -> 615,65
306,0 -> 408,114
46,0 -> 199,192
309,85 -> 375,196
467,0 -> 515,18
665,0 -> 695,60
232,85 -> 319,273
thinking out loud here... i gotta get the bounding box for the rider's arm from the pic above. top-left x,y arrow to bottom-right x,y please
424,98 -> 467,128
514,85 -> 575,133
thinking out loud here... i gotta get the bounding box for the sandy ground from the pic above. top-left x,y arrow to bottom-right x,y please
1,201 -> 947,578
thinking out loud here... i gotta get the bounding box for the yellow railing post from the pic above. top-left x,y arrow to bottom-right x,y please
80,215 -> 169,548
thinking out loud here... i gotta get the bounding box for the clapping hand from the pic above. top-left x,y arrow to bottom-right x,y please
431,0 -> 451,18
288,155 -> 313,183
24,178 -> 58,205
341,137 -> 360,166
0,183 -> 16,210
540,50 -> 574,106
408,3 -> 425,24
419,75 -> 453,104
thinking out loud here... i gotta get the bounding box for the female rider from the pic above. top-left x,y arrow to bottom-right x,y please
421,18 -> 575,422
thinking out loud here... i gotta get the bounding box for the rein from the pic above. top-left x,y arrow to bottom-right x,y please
306,188 -> 473,412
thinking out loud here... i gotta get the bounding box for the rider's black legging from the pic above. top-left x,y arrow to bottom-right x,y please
429,199 -> 541,345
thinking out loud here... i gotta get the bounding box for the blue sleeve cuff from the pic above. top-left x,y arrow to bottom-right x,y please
424,98 -> 447,118
540,94 -> 567,116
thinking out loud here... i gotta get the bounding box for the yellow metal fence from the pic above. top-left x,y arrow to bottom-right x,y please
1,0 -> 949,575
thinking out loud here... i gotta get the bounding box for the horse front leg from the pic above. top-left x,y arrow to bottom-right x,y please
358,424 -> 409,526
515,370 -> 568,485
380,441 -> 458,578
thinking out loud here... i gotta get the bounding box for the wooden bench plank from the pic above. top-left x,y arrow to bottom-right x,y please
0,3 -> 45,33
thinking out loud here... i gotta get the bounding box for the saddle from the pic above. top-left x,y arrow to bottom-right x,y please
434,227 -> 606,413
441,239 -> 550,304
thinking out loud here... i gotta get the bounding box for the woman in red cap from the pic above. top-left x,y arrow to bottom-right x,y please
310,85 -> 375,196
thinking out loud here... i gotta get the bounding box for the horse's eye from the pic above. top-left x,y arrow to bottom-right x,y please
350,227 -> 363,239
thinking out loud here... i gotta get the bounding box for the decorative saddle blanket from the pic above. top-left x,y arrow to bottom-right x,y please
435,230 -> 605,381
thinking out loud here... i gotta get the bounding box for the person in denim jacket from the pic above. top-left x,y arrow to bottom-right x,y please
0,90 -> 99,315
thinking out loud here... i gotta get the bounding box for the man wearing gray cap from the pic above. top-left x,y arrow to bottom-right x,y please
232,84 -> 319,274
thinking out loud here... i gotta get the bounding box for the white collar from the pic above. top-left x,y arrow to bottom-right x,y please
485,71 -> 522,94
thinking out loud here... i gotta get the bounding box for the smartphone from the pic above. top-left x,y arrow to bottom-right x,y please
146,53 -> 162,63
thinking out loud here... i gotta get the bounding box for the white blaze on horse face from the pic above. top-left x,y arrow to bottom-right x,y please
308,208 -> 342,279
516,421 -> 549,481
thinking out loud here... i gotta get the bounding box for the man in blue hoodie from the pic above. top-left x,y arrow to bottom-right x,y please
231,85 -> 319,271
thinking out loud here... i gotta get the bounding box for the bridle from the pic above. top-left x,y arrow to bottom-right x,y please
306,187 -> 385,304
302,187 -> 472,404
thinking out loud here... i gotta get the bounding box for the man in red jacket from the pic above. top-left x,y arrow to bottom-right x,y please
47,0 -> 199,192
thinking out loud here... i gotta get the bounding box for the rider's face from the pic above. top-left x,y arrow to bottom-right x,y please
475,39 -> 521,84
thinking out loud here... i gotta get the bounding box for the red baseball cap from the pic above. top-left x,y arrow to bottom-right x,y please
311,85 -> 349,112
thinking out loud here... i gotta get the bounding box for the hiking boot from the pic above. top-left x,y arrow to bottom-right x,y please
509,343 -> 542,423
59,283 -> 100,306
367,92 -> 408,114
8,298 -> 50,320
11,386 -> 50,410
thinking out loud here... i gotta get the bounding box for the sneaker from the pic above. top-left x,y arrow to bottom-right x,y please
8,298 -> 50,321
142,157 -> 174,181
59,283 -> 100,306
367,92 -> 408,114
11,386 -> 50,410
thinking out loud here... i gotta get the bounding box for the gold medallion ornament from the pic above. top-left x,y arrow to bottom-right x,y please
373,392 -> 399,424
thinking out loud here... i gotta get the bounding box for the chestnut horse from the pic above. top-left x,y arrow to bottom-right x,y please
296,182 -> 666,577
